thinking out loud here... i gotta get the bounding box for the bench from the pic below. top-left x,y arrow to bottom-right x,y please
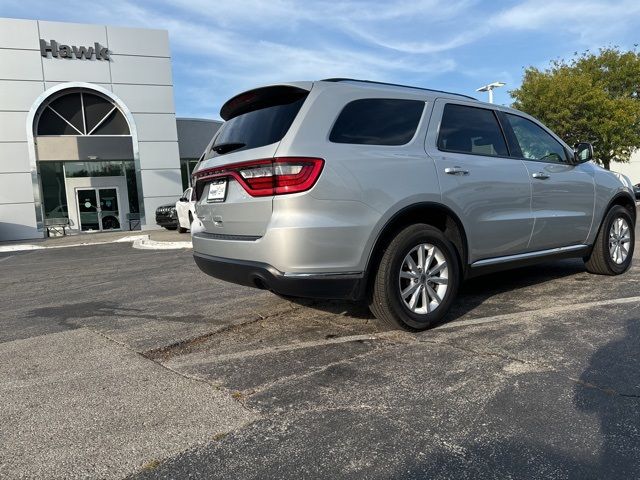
127,213 -> 141,230
44,217 -> 70,237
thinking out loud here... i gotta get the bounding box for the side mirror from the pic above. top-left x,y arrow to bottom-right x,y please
179,197 -> 188,202
574,142 -> 594,163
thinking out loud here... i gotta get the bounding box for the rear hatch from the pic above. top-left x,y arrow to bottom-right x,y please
193,84 -> 313,237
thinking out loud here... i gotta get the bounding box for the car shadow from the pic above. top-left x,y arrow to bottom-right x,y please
574,317 -> 640,476
285,259 -> 586,326
397,317 -> 640,478
443,258 -> 586,321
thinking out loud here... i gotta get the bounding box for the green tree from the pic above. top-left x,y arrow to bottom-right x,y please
510,48 -> 640,170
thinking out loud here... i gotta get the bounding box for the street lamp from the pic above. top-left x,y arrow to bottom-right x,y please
476,81 -> 506,104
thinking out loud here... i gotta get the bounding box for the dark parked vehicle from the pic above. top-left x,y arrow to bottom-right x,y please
155,204 -> 178,230
634,183 -> 640,200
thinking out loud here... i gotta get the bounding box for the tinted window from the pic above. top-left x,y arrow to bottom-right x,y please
330,99 -> 424,145
438,104 -> 508,157
36,90 -> 130,136
49,93 -> 84,133
211,94 -> 307,157
505,114 -> 568,163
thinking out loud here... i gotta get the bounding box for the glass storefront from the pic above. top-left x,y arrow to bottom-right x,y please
40,162 -> 68,220
65,161 -> 125,178
39,160 -> 140,223
181,159 -> 199,189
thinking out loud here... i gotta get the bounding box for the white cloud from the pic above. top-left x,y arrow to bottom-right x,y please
4,0 -> 640,117
492,0 -> 640,44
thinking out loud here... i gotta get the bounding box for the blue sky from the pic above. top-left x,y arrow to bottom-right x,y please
3,0 -> 640,120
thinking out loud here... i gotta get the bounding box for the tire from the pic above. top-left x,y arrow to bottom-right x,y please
369,224 -> 460,331
101,216 -> 120,230
178,225 -> 187,234
165,226 -> 177,231
584,205 -> 635,275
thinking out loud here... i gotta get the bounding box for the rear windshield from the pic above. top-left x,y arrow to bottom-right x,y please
210,87 -> 308,157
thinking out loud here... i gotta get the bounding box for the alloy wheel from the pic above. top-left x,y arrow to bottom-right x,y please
398,243 -> 449,314
609,217 -> 631,265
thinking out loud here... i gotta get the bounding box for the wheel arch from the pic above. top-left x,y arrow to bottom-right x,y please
361,202 -> 469,298
607,192 -> 637,224
587,191 -> 636,251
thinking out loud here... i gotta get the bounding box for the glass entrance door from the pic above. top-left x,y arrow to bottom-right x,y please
75,187 -> 121,231
98,188 -> 120,230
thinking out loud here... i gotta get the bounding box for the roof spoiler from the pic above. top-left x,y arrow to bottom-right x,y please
220,85 -> 309,121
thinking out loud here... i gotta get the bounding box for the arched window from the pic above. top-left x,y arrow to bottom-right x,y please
36,89 -> 130,136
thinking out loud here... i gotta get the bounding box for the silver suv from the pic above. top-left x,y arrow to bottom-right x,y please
191,79 -> 636,331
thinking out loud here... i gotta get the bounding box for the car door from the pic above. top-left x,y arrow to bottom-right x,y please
425,100 -> 534,263
499,112 -> 595,250
176,188 -> 191,228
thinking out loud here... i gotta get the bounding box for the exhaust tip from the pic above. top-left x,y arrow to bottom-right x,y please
252,277 -> 268,290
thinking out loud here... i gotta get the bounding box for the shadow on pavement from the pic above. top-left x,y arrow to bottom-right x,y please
283,259 -> 586,325
403,317 -> 640,478
574,318 -> 640,477
27,300 -> 206,327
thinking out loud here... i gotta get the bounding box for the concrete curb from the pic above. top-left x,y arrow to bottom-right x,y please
132,237 -> 192,250
0,234 -> 192,253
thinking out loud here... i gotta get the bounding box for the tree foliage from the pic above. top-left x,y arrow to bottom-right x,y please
510,48 -> 640,169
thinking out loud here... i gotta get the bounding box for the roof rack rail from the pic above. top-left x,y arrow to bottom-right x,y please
321,78 -> 477,101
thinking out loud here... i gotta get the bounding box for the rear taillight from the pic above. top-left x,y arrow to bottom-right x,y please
194,157 -> 324,198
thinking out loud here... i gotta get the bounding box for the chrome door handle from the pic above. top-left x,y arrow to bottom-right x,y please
445,166 -> 469,176
532,172 -> 550,180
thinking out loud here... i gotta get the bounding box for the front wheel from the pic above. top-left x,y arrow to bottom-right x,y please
369,224 -> 460,331
584,205 -> 635,275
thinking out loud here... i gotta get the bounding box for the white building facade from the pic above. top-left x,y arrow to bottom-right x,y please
612,150 -> 640,185
0,18 -> 219,241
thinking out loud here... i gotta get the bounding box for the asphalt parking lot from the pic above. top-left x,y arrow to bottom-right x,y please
1,228 -> 639,479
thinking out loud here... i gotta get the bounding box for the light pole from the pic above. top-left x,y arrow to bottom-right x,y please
476,82 -> 506,104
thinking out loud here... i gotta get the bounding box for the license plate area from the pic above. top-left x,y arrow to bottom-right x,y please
207,179 -> 227,203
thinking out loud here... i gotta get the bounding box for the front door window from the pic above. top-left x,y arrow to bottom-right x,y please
77,189 -> 99,231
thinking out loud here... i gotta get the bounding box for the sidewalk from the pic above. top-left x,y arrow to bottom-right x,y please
0,229 -> 192,252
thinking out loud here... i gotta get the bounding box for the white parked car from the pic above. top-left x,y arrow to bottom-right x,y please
175,187 -> 196,233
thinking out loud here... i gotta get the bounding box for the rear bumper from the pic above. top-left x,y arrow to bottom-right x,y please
193,252 -> 364,300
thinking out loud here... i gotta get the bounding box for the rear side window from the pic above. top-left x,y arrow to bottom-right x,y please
438,104 -> 508,157
503,113 -> 568,163
211,86 -> 308,157
329,98 -> 424,146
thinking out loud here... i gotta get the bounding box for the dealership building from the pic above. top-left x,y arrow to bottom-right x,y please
0,17 -> 221,241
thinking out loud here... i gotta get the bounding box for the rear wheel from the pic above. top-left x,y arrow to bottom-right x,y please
369,224 -> 460,331
584,205 -> 634,275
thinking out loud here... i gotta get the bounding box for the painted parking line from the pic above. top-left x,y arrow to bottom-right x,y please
168,333 -> 387,368
434,295 -> 640,331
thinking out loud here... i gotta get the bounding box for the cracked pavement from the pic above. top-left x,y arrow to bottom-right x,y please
1,227 -> 639,479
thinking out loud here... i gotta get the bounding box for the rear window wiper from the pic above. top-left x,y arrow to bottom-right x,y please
212,142 -> 246,154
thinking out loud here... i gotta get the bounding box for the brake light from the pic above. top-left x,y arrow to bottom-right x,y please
194,157 -> 324,198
